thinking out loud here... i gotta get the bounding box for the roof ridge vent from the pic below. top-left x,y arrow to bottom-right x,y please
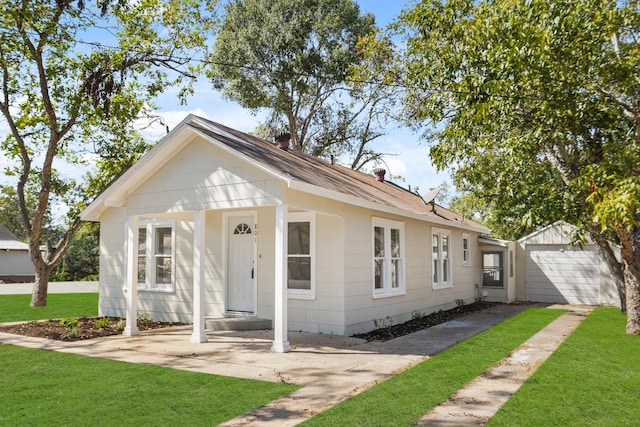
373,168 -> 386,182
274,130 -> 291,151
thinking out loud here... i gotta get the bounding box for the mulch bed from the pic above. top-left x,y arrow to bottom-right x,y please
1,301 -> 502,342
0,317 -> 186,341
353,301 -> 497,341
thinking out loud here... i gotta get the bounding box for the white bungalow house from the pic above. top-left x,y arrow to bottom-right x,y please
0,223 -> 34,283
81,115 -> 493,351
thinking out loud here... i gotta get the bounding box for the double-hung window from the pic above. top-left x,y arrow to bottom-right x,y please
373,217 -> 405,297
432,228 -> 451,289
462,233 -> 470,266
287,212 -> 315,299
137,221 -> 175,292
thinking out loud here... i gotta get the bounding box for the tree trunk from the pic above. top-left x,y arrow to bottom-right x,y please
625,264 -> 640,335
591,231 -> 626,312
30,249 -> 50,307
619,226 -> 640,335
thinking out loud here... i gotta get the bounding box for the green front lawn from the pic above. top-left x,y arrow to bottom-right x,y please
0,344 -> 298,426
487,307 -> 640,426
303,308 -> 565,426
0,293 -> 98,322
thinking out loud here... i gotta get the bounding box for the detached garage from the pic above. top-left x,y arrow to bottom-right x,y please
516,221 -> 619,307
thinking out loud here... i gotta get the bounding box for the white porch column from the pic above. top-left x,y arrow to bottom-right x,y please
123,215 -> 139,336
271,203 -> 291,353
191,210 -> 208,343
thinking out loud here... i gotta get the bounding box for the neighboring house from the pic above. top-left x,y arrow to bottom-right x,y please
0,223 -> 34,283
515,221 -> 619,306
81,115 -> 491,350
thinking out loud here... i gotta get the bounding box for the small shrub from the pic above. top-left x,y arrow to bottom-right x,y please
60,317 -> 81,339
59,317 -> 79,328
411,310 -> 424,321
454,299 -> 465,307
373,315 -> 394,330
95,317 -> 111,329
137,312 -> 153,328
114,319 -> 126,332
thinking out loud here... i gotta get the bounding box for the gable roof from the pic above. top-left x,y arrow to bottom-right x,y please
518,220 -> 593,245
81,115 -> 488,233
0,223 -> 29,251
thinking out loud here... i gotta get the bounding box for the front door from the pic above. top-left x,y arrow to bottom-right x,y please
227,215 -> 256,313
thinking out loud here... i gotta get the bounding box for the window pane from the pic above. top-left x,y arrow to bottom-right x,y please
483,253 -> 502,268
374,226 -> 384,257
391,228 -> 400,257
433,259 -> 439,283
138,228 -> 147,282
463,237 -> 469,264
138,228 -> 146,255
391,259 -> 400,288
443,259 -> 449,282
155,227 -> 172,255
287,257 -> 311,289
374,259 -> 384,289
509,250 -> 514,277
156,257 -> 172,284
288,222 -> 310,255
432,234 -> 439,259
442,235 -> 449,259
137,257 -> 146,282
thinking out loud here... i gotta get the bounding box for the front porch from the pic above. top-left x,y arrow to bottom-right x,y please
121,204 -> 294,351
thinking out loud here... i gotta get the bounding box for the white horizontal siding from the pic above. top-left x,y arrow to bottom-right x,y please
125,138 -> 282,215
0,252 -> 34,275
525,245 -> 601,305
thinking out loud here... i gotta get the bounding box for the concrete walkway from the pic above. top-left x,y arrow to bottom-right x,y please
416,305 -> 592,426
0,304 -> 590,426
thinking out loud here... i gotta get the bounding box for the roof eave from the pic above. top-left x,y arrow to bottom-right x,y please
288,180 -> 490,234
80,116 -> 294,222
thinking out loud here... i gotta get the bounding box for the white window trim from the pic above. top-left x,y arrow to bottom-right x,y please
372,217 -> 406,298
462,233 -> 471,267
432,227 -> 452,290
137,219 -> 176,292
287,212 -> 316,300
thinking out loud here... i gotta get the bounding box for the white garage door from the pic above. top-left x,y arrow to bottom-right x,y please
525,245 -> 601,305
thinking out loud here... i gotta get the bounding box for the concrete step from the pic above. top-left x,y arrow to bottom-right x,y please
205,317 -> 272,331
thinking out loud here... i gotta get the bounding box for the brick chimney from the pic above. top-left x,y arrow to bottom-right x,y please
373,168 -> 386,182
275,130 -> 291,151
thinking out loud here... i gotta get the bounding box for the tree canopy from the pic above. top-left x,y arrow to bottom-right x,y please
397,0 -> 640,333
0,0 -> 216,305
206,0 -> 397,170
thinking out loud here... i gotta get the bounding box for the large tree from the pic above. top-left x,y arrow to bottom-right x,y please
398,0 -> 640,333
206,0 -> 396,168
0,0 -> 216,306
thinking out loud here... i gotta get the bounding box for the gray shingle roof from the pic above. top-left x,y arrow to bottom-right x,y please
190,117 -> 485,231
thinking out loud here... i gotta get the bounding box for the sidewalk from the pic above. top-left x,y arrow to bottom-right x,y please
0,281 -> 98,294
0,304 -> 589,426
